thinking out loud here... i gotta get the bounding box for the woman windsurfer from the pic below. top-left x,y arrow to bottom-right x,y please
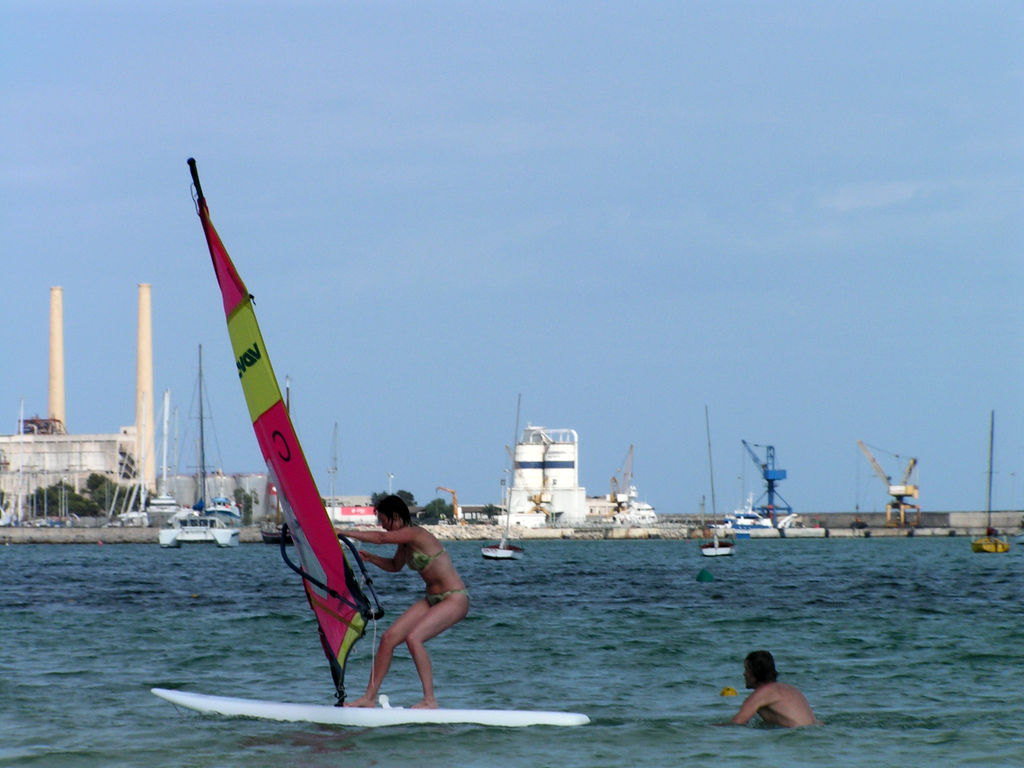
339,494 -> 469,709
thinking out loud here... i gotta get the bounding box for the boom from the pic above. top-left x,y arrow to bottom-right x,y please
857,440 -> 890,485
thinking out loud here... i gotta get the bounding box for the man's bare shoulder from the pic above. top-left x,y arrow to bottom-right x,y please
755,682 -> 818,727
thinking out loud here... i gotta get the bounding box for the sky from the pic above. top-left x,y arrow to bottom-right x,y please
3,1 -> 1022,516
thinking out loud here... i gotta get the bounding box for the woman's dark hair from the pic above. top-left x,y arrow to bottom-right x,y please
745,650 -> 778,684
375,494 -> 412,527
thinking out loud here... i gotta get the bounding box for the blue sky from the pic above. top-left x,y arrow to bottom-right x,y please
3,1 -> 1022,514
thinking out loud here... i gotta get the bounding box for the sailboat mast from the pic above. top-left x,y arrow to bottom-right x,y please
705,405 -> 717,518
329,421 -> 339,499
16,398 -> 24,522
198,345 -> 207,510
506,394 -> 522,533
138,391 -> 148,511
986,410 -> 994,522
159,390 -> 170,497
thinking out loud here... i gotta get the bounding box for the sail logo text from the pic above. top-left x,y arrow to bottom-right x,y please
237,343 -> 262,379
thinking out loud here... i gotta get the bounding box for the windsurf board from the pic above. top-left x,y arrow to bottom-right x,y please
151,688 -> 589,728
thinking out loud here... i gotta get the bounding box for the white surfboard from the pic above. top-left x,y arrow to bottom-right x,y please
151,688 -> 590,728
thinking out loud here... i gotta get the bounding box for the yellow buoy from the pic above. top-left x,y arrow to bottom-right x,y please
720,686 -> 737,697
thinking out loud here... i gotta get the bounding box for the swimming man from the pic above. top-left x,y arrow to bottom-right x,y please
725,650 -> 819,728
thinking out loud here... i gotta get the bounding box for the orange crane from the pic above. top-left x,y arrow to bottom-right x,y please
857,440 -> 920,527
436,486 -> 465,525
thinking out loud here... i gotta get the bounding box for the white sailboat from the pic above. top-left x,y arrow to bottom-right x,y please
159,346 -> 239,548
1,400 -> 27,527
700,406 -> 735,556
482,396 -> 524,560
115,392 -> 150,527
482,481 -> 524,560
700,532 -> 735,557
148,389 -> 190,519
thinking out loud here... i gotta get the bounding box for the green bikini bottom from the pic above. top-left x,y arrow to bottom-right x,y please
426,588 -> 469,606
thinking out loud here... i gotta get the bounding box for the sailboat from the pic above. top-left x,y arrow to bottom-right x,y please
482,395 -> 524,560
971,411 -> 1009,554
481,481 -> 525,560
699,405 -> 734,557
259,480 -> 290,544
159,346 -> 239,547
700,532 -> 735,557
148,390 -> 194,522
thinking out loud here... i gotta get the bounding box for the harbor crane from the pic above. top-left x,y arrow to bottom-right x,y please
741,440 -> 793,525
856,441 -> 920,527
608,444 -> 634,518
435,486 -> 465,525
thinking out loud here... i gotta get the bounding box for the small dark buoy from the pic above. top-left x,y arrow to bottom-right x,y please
696,568 -> 714,582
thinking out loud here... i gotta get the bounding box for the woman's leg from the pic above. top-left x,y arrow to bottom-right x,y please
406,593 -> 469,708
346,598 -> 431,707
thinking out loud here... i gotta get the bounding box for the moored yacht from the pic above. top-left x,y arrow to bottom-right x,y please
159,514 -> 239,547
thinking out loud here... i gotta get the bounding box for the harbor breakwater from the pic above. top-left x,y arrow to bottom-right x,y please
2,511 -> 1020,545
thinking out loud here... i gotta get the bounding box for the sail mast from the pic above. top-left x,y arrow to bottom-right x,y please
986,410 -> 994,525
198,344 -> 207,510
505,394 -> 522,541
159,390 -> 170,498
329,421 -> 339,499
705,405 -> 717,518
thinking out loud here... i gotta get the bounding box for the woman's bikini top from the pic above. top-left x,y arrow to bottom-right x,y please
408,547 -> 445,572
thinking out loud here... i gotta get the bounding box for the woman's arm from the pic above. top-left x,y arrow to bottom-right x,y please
358,548 -> 405,572
338,527 -> 419,546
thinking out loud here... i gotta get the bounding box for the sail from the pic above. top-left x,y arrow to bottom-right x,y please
187,159 -> 379,701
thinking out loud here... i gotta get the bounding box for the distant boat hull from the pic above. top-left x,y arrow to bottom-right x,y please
971,536 -> 1010,554
159,516 -> 239,548
260,523 -> 292,545
481,542 -> 524,560
699,537 -> 735,557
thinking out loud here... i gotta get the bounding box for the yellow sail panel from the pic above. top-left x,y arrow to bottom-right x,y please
226,301 -> 281,423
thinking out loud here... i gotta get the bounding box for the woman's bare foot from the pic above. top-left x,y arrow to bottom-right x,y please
344,694 -> 376,708
411,697 -> 438,709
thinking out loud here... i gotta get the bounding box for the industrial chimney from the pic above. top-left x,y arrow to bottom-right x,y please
48,286 -> 66,432
136,283 -> 156,491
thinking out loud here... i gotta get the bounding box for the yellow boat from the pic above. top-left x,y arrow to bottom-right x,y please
972,412 -> 1010,554
971,535 -> 1010,554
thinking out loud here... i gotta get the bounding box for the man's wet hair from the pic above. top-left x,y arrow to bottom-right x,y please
745,650 -> 778,684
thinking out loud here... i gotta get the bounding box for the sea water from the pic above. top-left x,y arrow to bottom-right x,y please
1,537 -> 1022,767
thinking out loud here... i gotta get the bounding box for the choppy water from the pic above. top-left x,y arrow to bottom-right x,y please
1,537 -> 1022,767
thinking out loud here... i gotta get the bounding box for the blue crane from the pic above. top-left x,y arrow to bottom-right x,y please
741,440 -> 793,525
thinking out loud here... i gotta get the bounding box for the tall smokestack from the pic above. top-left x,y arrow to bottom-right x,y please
48,286 -> 66,431
136,283 -> 156,491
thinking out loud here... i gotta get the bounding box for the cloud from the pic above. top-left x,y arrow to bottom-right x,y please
819,181 -> 923,213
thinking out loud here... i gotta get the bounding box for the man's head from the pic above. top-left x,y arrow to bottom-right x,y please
744,650 -> 778,687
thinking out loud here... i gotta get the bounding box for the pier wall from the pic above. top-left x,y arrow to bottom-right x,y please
4,516 -> 1021,545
